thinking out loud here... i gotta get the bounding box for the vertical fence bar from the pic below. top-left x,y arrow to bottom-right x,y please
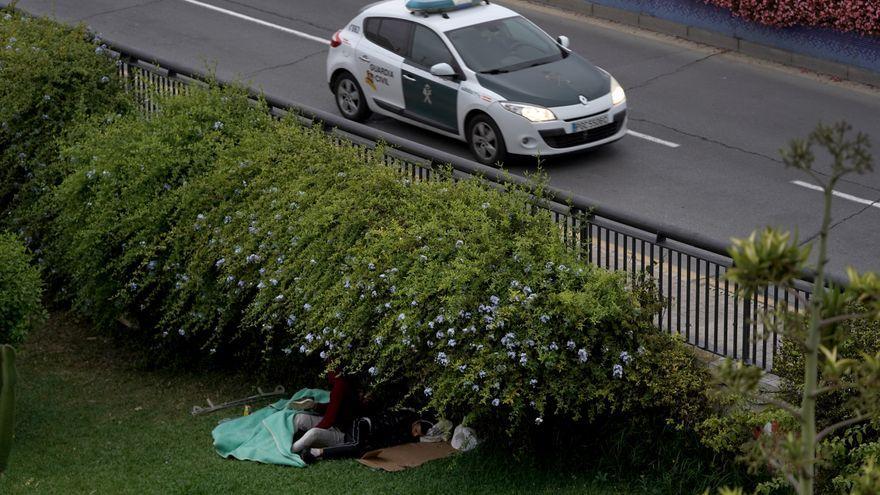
686,255 -> 691,342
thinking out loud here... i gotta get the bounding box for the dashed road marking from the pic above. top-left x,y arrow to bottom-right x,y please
626,130 -> 680,148
791,180 -> 880,210
176,0 -> 330,45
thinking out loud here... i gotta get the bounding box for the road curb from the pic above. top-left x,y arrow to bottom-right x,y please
524,0 -> 880,88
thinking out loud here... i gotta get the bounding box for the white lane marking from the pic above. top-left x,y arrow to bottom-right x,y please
626,130 -> 680,148
177,0 -> 330,45
791,180 -> 880,210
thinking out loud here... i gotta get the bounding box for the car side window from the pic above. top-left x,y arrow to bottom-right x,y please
363,17 -> 413,57
409,25 -> 455,71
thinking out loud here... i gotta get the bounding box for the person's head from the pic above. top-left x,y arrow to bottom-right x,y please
411,420 -> 433,438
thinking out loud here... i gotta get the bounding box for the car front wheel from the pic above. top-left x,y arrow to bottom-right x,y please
467,115 -> 506,166
334,72 -> 371,122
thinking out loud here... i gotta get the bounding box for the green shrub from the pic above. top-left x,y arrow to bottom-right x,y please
0,232 -> 44,344
697,407 -> 797,457
37,83 -> 710,439
823,426 -> 880,493
0,6 -> 130,219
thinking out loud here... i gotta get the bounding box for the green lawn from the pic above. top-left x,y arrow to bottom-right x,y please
0,314 -> 725,494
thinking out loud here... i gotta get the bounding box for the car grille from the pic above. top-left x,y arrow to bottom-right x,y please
539,111 -> 626,149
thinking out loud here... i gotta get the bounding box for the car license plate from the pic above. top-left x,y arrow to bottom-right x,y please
570,114 -> 610,133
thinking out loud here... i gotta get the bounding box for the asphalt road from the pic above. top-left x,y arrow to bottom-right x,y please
7,0 -> 880,277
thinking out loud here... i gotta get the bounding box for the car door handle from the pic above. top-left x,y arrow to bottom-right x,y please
359,55 -> 370,62
402,74 -> 416,82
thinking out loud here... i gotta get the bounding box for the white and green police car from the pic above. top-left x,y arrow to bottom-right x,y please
326,0 -> 627,165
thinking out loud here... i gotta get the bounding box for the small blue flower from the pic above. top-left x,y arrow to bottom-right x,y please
535,417 -> 543,425
213,121 -> 223,130
447,339 -> 456,347
529,378 -> 538,386
566,340 -> 576,350
619,351 -> 631,364
549,342 -> 559,351
612,364 -> 624,379
539,314 -> 550,324
215,258 -> 225,267
424,387 -> 433,397
368,366 -> 378,376
455,240 -> 463,248
578,349 -> 589,363
492,398 -> 500,407
436,352 -> 449,366
303,303 -> 312,311
489,295 -> 500,306
368,263 -> 375,270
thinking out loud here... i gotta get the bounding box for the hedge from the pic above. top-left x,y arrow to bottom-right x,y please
705,0 -> 880,37
34,83 -> 711,436
0,7 -> 130,221
0,232 -> 44,344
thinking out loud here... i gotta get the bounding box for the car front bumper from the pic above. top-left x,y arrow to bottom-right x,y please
490,102 -> 628,157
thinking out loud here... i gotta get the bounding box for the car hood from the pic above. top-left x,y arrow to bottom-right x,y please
475,54 -> 610,108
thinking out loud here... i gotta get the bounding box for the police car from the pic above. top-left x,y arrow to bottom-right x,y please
326,0 -> 627,165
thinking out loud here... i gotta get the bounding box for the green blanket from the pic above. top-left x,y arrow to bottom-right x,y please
213,388 -> 330,467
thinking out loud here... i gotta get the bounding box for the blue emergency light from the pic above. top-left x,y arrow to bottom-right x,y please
405,0 -> 484,14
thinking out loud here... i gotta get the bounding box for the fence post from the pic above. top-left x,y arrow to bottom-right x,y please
742,297 -> 752,365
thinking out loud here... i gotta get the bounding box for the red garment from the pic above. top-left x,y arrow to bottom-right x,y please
314,371 -> 356,430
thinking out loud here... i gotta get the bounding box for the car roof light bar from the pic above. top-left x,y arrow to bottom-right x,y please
405,0 -> 487,16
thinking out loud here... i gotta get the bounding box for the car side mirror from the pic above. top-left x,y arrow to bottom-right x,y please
430,62 -> 457,79
556,35 -> 570,49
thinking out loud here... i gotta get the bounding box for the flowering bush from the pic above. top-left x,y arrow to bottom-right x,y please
33,82 -> 711,438
705,0 -> 880,37
0,232 -> 44,344
0,7 -> 130,220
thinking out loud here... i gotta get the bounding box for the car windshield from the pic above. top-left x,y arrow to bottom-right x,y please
445,16 -> 564,74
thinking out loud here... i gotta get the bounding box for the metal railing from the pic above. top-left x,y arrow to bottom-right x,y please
108,39 -> 816,371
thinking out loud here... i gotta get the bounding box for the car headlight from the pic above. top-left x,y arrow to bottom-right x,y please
610,77 -> 626,105
500,102 -> 557,123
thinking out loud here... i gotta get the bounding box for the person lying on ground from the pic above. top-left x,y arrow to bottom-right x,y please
291,370 -> 360,455
300,408 -> 433,464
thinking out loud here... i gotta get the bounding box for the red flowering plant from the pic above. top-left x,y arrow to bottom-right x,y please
705,0 -> 880,37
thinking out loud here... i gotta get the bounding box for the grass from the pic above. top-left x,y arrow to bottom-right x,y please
0,313 -> 737,494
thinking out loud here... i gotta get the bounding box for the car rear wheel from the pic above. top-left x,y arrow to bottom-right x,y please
334,72 -> 371,122
467,115 -> 506,166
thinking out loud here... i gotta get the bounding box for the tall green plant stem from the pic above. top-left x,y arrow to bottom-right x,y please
799,181 -> 835,495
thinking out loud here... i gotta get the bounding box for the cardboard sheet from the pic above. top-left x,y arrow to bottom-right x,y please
357,441 -> 456,472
